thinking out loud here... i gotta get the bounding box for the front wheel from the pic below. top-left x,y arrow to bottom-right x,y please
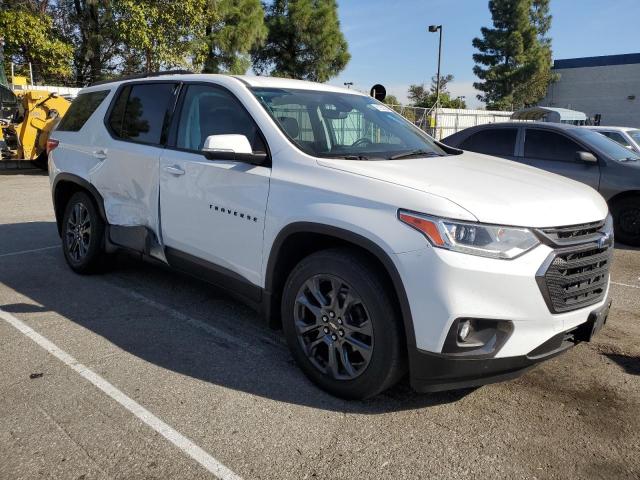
612,197 -> 640,247
281,248 -> 406,399
61,192 -> 106,273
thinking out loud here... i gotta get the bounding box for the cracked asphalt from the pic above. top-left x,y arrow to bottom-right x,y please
1,170 -> 639,480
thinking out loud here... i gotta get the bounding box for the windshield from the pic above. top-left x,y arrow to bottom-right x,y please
575,128 -> 640,162
628,130 -> 640,146
251,87 -> 446,159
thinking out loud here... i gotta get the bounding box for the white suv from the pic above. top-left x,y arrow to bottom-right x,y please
48,73 -> 613,399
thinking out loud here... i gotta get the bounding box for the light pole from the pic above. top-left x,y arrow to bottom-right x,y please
343,82 -> 354,89
428,24 -> 442,139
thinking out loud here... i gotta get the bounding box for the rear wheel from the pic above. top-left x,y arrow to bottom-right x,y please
281,248 -> 406,399
61,192 -> 106,273
612,197 -> 640,246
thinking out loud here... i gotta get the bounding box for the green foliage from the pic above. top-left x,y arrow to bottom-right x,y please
408,74 -> 467,109
113,0 -> 201,72
472,0 -> 554,110
199,0 -> 267,74
252,0 -> 350,82
0,7 -> 73,83
382,94 -> 400,106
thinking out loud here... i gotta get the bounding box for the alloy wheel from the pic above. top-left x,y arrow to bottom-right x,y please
65,202 -> 91,262
293,274 -> 374,380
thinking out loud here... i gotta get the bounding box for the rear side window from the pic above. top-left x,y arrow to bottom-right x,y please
57,90 -> 109,132
460,128 -> 517,156
524,129 -> 583,162
107,83 -> 177,144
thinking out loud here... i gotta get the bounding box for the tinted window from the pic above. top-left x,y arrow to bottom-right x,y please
176,84 -> 266,152
524,129 -> 583,162
460,128 -> 517,156
108,83 -> 176,144
57,90 -> 109,132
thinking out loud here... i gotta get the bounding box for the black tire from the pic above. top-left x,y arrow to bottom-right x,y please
281,248 -> 406,399
612,197 -> 640,247
61,191 -> 106,273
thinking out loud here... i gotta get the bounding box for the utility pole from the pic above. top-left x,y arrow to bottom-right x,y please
428,25 -> 443,139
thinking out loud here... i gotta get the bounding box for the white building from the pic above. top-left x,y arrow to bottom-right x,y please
542,53 -> 640,128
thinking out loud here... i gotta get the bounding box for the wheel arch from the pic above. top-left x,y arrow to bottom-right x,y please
264,222 -> 417,351
52,173 -> 108,236
607,189 -> 640,209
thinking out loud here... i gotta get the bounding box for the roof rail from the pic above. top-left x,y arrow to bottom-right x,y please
89,70 -> 194,87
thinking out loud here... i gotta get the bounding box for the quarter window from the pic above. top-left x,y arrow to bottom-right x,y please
57,90 -> 109,132
107,83 -> 177,144
459,128 -> 517,156
176,84 -> 266,152
524,129 -> 583,162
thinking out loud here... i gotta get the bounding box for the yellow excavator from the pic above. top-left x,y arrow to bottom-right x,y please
1,83 -> 71,169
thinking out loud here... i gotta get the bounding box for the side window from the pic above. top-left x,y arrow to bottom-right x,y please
602,131 -> 632,148
57,90 -> 109,132
176,84 -> 266,152
524,129 -> 583,162
107,83 -> 176,144
459,128 -> 517,156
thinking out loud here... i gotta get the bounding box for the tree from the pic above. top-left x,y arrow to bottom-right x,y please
382,94 -> 400,106
252,0 -> 350,82
54,0 -> 121,85
472,0 -> 554,110
0,6 -> 73,83
407,74 -> 467,109
198,0 -> 266,74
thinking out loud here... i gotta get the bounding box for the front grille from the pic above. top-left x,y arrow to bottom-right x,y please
538,220 -> 605,246
536,243 -> 612,313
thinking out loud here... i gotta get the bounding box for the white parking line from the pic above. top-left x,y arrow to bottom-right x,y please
0,308 -> 243,480
0,245 -> 58,258
611,281 -> 640,289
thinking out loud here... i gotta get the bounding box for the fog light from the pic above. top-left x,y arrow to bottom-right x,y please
458,320 -> 471,342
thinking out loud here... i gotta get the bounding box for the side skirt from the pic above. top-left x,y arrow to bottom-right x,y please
164,247 -> 263,310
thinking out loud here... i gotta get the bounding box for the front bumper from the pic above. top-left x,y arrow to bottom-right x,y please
410,298 -> 611,392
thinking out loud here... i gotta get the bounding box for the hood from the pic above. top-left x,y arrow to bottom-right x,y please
317,152 -> 609,228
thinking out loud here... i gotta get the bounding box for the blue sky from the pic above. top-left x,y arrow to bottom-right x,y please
328,0 -> 640,108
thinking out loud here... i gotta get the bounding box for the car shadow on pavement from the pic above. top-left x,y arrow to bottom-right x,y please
604,353 -> 640,376
0,221 -> 473,414
614,241 -> 640,252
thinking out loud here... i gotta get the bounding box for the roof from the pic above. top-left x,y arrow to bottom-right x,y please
586,126 -> 638,132
554,53 -> 640,70
83,72 -> 359,96
465,121 -> 585,131
511,107 -> 587,122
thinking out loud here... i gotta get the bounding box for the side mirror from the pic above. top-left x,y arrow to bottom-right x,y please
202,134 -> 267,166
576,151 -> 598,163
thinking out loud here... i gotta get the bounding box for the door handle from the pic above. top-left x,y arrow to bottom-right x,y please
92,149 -> 107,160
163,165 -> 185,176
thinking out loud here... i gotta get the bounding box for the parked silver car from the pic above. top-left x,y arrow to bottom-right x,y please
443,122 -> 640,246
585,126 -> 640,154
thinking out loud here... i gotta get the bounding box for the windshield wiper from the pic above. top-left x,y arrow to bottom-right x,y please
323,154 -> 369,160
389,149 -> 439,160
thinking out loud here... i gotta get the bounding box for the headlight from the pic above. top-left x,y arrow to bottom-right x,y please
398,210 -> 540,259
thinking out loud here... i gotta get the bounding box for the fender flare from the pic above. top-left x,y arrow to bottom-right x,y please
265,222 -> 418,351
52,173 -> 108,234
